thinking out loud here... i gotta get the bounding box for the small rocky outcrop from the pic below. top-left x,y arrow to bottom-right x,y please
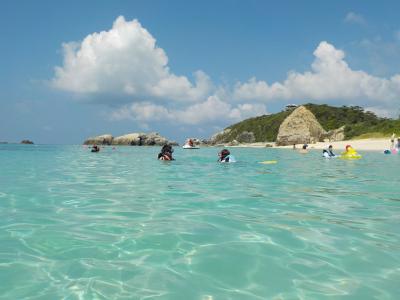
227,139 -> 240,146
112,132 -> 170,146
276,106 -> 326,146
207,129 -> 259,145
112,133 -> 145,145
142,132 -> 171,146
84,132 -> 176,146
21,140 -> 34,144
208,129 -> 232,145
236,131 -> 256,143
324,126 -> 345,142
198,139 -> 212,146
84,134 -> 113,145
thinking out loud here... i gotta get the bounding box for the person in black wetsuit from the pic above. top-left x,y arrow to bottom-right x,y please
328,145 -> 336,157
218,149 -> 231,162
158,144 -> 175,160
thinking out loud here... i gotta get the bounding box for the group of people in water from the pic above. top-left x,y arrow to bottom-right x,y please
90,142 -> 363,160
292,143 -> 361,159
157,144 -> 235,162
155,143 -> 362,161
324,144 -> 361,159
322,145 -> 336,158
294,143 -> 336,157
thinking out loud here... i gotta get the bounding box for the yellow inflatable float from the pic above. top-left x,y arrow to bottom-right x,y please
340,145 -> 362,159
259,160 -> 278,164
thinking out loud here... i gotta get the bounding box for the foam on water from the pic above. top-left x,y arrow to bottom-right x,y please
0,144 -> 399,299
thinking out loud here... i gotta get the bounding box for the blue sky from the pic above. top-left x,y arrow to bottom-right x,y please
1,0 -> 400,144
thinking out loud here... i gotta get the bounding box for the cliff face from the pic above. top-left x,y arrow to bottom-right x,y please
276,106 -> 326,146
84,133 -> 177,146
208,129 -> 232,145
324,126 -> 345,142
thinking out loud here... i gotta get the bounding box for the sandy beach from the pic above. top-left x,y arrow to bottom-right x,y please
228,138 -> 393,151
280,138 -> 393,151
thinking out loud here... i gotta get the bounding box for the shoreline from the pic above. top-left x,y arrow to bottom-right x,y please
0,138 -> 394,151
224,138 -> 393,151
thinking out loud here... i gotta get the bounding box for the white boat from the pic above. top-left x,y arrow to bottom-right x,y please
182,144 -> 200,149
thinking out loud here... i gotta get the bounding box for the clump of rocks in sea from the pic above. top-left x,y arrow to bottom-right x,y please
20,140 -> 34,144
83,132 -> 178,146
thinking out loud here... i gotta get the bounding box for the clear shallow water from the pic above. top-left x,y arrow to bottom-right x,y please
0,144 -> 399,300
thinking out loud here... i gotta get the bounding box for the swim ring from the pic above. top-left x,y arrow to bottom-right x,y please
340,146 -> 362,159
259,160 -> 278,164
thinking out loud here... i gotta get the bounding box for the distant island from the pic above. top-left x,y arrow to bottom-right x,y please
83,132 -> 178,146
20,140 -> 34,144
208,104 -> 400,146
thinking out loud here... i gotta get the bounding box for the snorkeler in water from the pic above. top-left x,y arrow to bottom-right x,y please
158,144 -> 175,161
327,145 -> 336,157
218,149 -> 236,163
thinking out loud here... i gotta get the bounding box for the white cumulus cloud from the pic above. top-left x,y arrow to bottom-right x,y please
52,16 -> 211,102
233,41 -> 400,106
110,96 -> 267,125
52,17 -> 400,127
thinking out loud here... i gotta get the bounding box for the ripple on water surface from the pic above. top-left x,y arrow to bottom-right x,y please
0,145 -> 399,299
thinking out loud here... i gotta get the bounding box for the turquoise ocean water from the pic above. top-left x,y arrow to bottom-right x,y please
0,144 -> 399,299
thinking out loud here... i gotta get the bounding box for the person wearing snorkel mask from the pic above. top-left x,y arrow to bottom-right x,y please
158,144 -> 175,161
218,149 -> 236,163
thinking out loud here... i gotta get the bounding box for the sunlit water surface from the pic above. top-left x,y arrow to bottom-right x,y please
0,145 -> 399,299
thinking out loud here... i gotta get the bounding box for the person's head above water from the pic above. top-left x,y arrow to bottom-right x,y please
162,144 -> 173,153
158,144 -> 174,160
218,149 -> 230,160
302,144 -> 308,150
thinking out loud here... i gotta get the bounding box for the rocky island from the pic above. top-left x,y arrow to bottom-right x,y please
20,140 -> 34,144
83,132 -> 178,146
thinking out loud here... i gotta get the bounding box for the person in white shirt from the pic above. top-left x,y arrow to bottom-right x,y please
391,133 -> 395,149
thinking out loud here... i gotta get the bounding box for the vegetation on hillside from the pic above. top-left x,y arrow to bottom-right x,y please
305,104 -> 400,139
217,104 -> 400,142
